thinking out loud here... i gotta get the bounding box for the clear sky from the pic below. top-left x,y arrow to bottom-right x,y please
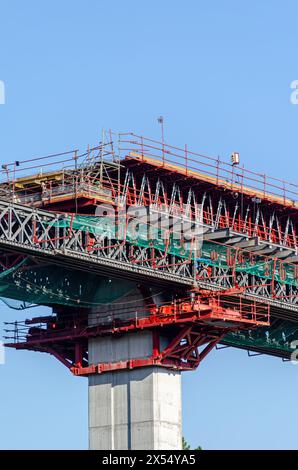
0,0 -> 298,450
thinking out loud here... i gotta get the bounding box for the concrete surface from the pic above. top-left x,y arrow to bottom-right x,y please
88,332 -> 182,450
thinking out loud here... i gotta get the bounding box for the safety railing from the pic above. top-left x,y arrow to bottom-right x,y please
119,133 -> 298,206
3,293 -> 270,344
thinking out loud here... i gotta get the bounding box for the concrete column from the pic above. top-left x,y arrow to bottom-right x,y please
88,332 -> 182,450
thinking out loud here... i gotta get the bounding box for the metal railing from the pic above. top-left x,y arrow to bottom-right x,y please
119,133 -> 298,206
3,294 -> 270,344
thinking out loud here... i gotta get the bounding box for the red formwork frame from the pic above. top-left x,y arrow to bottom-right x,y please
6,294 -> 270,376
1,132 -> 296,376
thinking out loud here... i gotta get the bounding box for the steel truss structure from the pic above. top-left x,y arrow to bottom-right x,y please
121,169 -> 297,253
0,131 -> 297,370
0,199 -> 296,311
0,134 -> 297,254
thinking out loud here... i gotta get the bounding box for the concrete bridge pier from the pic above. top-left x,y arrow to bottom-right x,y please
88,332 -> 182,450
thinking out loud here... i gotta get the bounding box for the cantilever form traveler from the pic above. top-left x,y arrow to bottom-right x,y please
1,131 -> 297,449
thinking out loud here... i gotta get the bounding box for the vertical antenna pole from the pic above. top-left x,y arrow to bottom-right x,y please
74,150 -> 78,214
117,132 -> 121,204
157,116 -> 165,165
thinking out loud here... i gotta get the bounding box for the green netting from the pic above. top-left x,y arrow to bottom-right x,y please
0,258 -> 137,309
223,321 -> 298,354
1,213 -> 295,312
50,215 -> 298,287
200,242 -> 298,287
1,214 -> 297,356
51,215 -> 194,259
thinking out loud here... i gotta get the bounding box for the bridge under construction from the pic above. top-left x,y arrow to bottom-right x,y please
1,132 -> 298,448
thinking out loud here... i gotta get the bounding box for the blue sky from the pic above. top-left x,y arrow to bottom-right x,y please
0,0 -> 298,449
